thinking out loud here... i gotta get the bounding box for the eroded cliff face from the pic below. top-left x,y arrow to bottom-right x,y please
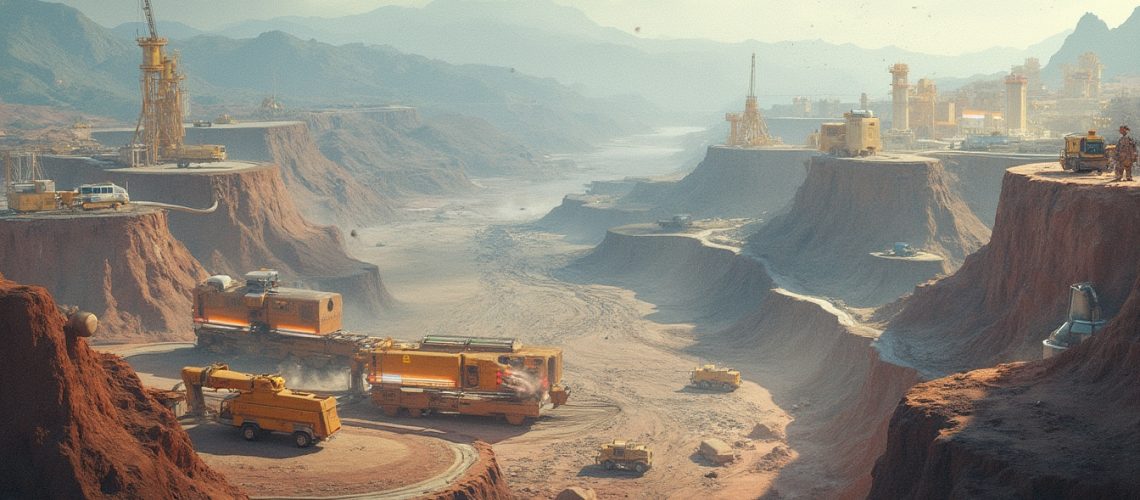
0,209 -> 206,342
0,278 -> 245,498
41,159 -> 393,327
927,151 -> 1050,227
539,147 -> 814,244
748,154 -> 990,307
869,164 -> 1140,499
882,164 -> 1140,374
429,441 -> 512,500
568,229 -> 917,498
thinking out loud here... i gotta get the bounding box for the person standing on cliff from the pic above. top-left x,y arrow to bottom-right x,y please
1115,125 -> 1137,181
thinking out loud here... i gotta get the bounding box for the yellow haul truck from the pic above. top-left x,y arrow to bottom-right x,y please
1060,130 -> 1112,172
367,336 -> 571,425
819,110 -> 882,157
182,363 -> 341,447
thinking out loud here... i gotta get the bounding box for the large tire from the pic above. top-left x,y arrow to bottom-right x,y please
293,431 -> 313,448
698,380 -> 711,390
505,414 -> 527,426
634,462 -> 647,474
603,460 -> 615,471
721,382 -> 733,391
241,423 -> 260,441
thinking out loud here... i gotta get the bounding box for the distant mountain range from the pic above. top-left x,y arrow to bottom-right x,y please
187,0 -> 1073,113
1042,8 -> 1140,84
0,0 -> 651,150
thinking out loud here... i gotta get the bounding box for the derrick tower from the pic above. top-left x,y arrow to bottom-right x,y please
725,53 -> 775,147
889,63 -> 910,132
132,0 -> 185,165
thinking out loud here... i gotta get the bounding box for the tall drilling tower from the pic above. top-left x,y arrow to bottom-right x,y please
1005,74 -> 1028,135
125,0 -> 225,168
725,53 -> 775,147
889,63 -> 910,132
132,0 -> 183,165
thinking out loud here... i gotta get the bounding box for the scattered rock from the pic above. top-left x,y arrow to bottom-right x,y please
555,486 -> 597,500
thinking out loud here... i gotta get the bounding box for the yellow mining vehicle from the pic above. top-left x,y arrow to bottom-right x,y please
819,110 -> 882,157
182,363 -> 341,447
366,335 -> 571,425
690,364 -> 741,391
1060,130 -> 1112,172
596,440 -> 653,474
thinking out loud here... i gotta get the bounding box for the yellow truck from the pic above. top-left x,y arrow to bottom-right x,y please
1060,130 -> 1112,172
171,144 -> 227,168
596,440 -> 652,474
819,110 -> 882,157
182,363 -> 341,447
690,364 -> 741,391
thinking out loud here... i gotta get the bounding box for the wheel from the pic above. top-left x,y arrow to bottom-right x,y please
241,423 -> 260,441
504,414 -> 527,426
721,382 -> 733,391
634,462 -> 647,474
293,431 -> 313,448
382,406 -> 400,417
698,380 -> 711,389
603,460 -> 615,470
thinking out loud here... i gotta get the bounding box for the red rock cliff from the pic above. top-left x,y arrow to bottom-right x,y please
0,209 -> 206,342
0,277 -> 245,498
41,159 -> 393,327
869,273 -> 1140,499
748,155 -> 990,307
882,164 -> 1140,374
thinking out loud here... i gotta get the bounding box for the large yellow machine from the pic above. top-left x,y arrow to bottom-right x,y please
1060,130 -> 1112,172
182,363 -> 341,447
126,0 -> 226,167
367,335 -> 570,425
193,270 -> 384,389
690,364 -> 741,391
819,110 -> 882,157
191,271 -> 573,422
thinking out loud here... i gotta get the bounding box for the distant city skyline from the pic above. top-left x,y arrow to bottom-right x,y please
54,0 -> 1139,55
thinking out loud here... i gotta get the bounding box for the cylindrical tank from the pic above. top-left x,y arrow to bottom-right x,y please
67,311 -> 99,337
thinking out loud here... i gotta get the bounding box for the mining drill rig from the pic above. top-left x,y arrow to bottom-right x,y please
123,0 -> 226,168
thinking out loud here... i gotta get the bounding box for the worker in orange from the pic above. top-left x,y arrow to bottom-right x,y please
1115,125 -> 1137,181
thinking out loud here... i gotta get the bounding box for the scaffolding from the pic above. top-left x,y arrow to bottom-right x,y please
725,53 -> 775,147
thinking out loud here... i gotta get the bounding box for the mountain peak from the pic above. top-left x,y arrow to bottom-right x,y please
1074,12 -> 1110,33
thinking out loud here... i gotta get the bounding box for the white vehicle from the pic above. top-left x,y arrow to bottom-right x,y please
77,183 -> 129,210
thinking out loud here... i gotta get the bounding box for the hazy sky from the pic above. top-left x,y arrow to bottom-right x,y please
57,0 -> 1139,55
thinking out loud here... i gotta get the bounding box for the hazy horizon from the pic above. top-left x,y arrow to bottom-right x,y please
53,0 -> 1138,55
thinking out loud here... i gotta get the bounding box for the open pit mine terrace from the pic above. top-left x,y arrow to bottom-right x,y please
4,127 -> 1139,498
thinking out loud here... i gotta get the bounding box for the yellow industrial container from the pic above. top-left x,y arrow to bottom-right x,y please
371,350 -> 462,389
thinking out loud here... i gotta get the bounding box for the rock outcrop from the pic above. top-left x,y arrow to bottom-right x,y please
429,441 -> 511,500
749,154 -> 990,307
0,277 -> 244,498
881,164 -> 1140,374
0,209 -> 206,342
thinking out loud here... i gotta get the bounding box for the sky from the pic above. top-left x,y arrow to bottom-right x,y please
56,0 -> 1139,55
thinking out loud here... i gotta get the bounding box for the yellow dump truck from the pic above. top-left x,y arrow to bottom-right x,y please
172,144 -> 226,168
819,110 -> 882,157
596,440 -> 652,474
182,363 -> 341,447
1060,130 -> 1112,172
690,364 -> 741,391
367,335 -> 571,425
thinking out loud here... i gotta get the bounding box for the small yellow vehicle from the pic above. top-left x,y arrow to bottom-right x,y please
596,440 -> 652,474
690,364 -> 741,391
1060,130 -> 1112,172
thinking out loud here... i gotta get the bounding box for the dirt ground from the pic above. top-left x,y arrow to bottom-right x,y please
346,190 -> 794,498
